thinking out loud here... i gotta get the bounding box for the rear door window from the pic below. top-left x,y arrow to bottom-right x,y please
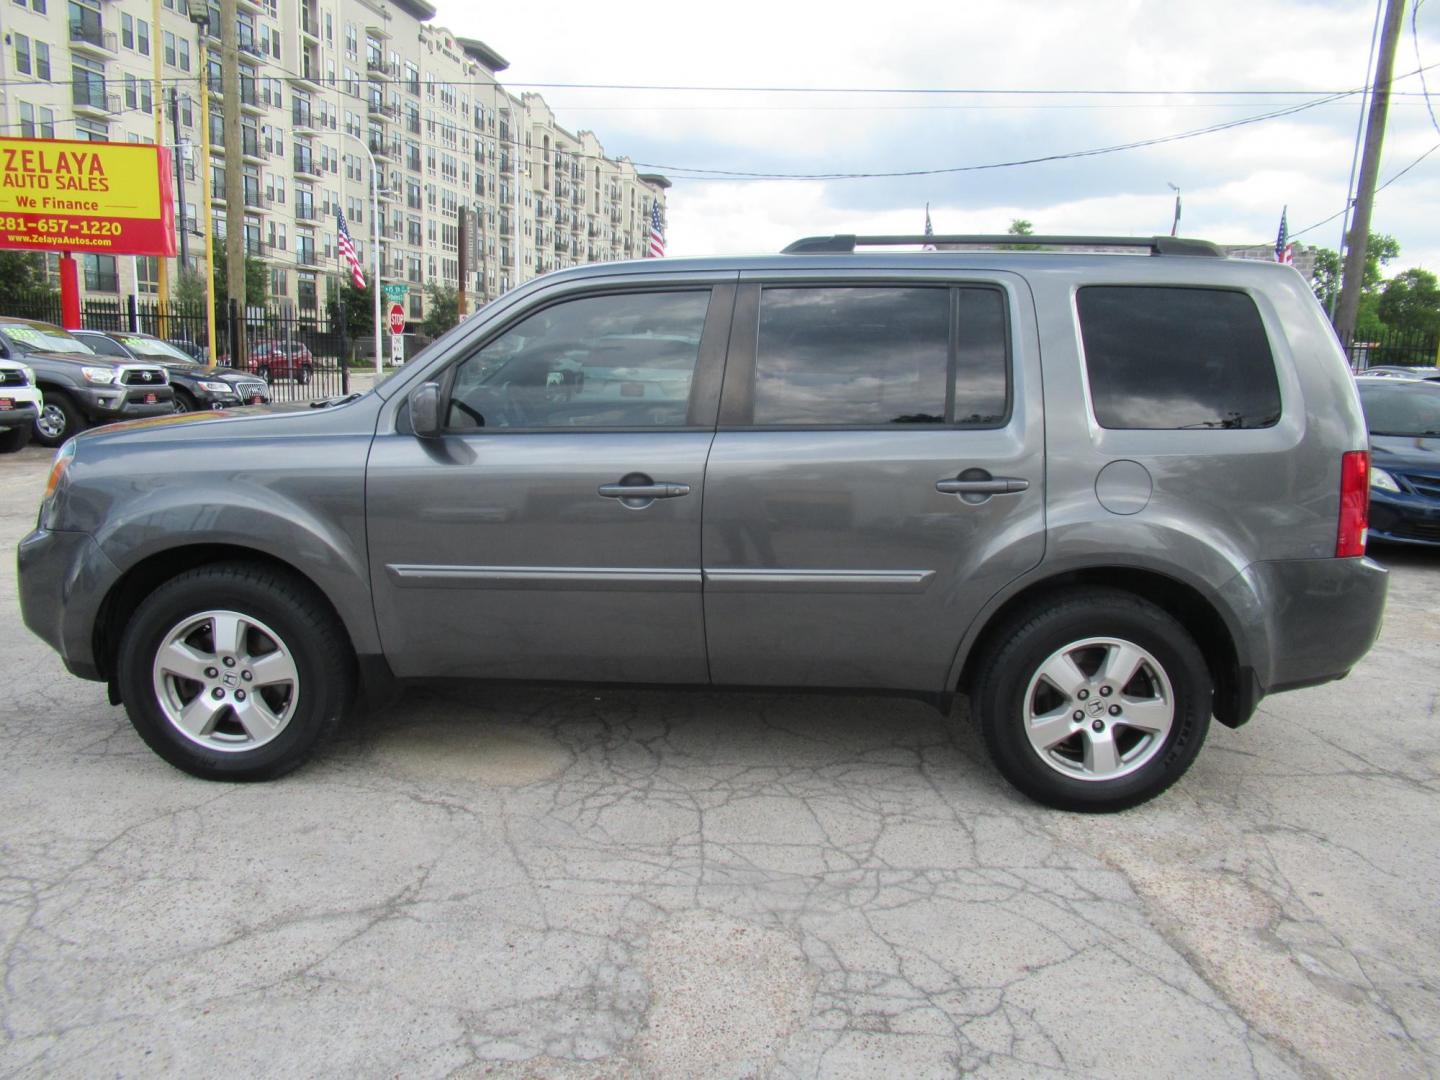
1077,286 -> 1281,430
751,285 -> 1008,426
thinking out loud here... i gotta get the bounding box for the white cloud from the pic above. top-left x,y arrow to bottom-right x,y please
436,0 -> 1440,274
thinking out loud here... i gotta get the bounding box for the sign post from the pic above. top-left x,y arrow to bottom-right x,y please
0,138 -> 176,329
388,302 -> 406,366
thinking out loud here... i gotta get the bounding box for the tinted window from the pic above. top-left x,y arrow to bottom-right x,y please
954,287 -> 1009,425
1358,381 -> 1440,436
755,287 -> 949,425
447,291 -> 709,429
80,334 -> 128,357
1077,286 -> 1281,429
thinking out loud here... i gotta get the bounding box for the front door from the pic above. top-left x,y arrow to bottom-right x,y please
367,283 -> 735,682
702,276 -> 1046,692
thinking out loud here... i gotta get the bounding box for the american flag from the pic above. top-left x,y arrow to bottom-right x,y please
1274,207 -> 1293,264
337,209 -> 366,289
923,203 -> 936,251
648,203 -> 665,258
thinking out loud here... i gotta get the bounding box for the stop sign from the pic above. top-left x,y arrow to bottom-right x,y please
388,302 -> 406,336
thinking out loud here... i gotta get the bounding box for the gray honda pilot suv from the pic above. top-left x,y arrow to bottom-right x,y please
17,235 -> 1389,811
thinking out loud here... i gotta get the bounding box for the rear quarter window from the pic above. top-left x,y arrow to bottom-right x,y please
1077,286 -> 1281,430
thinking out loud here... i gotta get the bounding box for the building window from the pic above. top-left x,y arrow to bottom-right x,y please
35,41 -> 50,80
75,118 -> 108,142
18,103 -> 35,138
14,34 -> 31,76
179,38 -> 190,71
121,12 -> 133,49
163,30 -> 176,67
38,107 -> 54,139
137,255 -> 159,295
83,254 -> 119,292
137,18 -> 149,56
297,272 -> 316,310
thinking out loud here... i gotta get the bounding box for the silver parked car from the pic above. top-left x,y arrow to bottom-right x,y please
17,235 -> 1388,811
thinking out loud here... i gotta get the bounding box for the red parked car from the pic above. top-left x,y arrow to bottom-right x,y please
218,339 -> 315,383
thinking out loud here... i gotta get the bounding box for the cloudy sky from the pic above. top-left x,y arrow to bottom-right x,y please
439,0 -> 1440,274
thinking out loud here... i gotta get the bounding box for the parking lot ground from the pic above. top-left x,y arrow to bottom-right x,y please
2,442 -> 1438,1079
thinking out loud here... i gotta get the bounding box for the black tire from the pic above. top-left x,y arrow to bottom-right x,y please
172,389 -> 196,414
33,391 -> 85,448
116,561 -> 355,781
0,423 -> 29,453
972,588 -> 1212,813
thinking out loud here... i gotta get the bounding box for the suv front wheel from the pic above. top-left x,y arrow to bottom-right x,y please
972,588 -> 1211,812
34,392 -> 84,447
116,561 -> 354,780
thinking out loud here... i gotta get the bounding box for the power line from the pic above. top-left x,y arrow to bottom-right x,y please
1414,0 -> 1440,135
1290,141 -> 1440,239
633,91 -> 1359,181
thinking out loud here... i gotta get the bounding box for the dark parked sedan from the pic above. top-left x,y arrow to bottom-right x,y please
73,331 -> 270,412
1357,376 -> 1440,547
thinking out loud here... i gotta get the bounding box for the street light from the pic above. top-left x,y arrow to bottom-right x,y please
294,123 -> 385,375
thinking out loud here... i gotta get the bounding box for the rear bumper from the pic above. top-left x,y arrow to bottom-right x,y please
17,527 -> 120,681
1221,555 -> 1389,708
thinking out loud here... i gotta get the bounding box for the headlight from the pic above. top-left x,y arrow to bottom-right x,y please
81,366 -> 117,385
21,364 -> 34,385
43,440 -> 76,501
197,381 -> 234,394
1370,466 -> 1401,493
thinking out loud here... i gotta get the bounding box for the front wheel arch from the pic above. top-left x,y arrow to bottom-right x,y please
95,543 -> 355,688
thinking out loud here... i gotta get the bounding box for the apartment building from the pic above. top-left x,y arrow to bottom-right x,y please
0,0 -> 669,319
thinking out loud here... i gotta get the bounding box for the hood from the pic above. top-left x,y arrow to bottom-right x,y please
1370,433 -> 1440,473
70,391 -> 378,445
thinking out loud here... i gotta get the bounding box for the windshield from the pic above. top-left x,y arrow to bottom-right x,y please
115,334 -> 194,363
0,324 -> 95,355
1359,382 -> 1440,437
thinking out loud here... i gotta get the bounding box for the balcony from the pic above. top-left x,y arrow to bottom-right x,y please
291,103 -> 313,129
294,202 -> 318,222
72,82 -> 119,117
296,245 -> 319,267
299,7 -> 319,41
69,20 -> 117,57
293,148 -> 321,177
369,137 -> 394,160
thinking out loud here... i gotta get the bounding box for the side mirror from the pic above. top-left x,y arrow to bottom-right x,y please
410,382 -> 443,437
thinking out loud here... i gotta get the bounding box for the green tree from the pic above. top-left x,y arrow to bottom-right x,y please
422,283 -> 459,337
1004,218 -> 1040,251
172,269 -> 209,316
325,277 -> 374,338
1377,268 -> 1440,335
214,252 -> 267,309
0,251 -> 55,306
1311,233 -> 1399,310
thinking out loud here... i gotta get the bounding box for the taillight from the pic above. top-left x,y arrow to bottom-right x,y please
1336,450 -> 1369,557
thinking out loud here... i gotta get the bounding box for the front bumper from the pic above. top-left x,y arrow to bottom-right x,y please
1369,488 -> 1440,547
17,527 -> 121,681
0,401 -> 39,428
73,384 -> 175,423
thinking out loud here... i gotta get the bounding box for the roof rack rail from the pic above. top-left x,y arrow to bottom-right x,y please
780,234 -> 1224,257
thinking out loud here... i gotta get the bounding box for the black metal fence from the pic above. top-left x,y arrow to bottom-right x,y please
3,292 -> 354,402
1337,328 -> 1440,372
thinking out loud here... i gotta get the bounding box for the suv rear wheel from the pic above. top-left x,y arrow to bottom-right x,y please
116,561 -> 354,780
972,588 -> 1211,812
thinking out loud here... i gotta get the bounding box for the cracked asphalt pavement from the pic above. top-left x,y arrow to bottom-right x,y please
2,443 -> 1438,1078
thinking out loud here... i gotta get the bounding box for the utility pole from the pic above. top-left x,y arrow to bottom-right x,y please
221,0 -> 247,362
150,0 -> 168,324
1335,0 -> 1406,340
457,205 -> 469,318
169,89 -> 189,270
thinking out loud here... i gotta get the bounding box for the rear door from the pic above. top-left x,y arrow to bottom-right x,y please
367,279 -> 736,682
702,272 -> 1045,692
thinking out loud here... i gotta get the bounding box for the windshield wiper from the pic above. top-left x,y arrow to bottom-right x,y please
309,393 -> 363,409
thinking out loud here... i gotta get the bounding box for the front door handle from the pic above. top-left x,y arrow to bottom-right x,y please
598,481 -> 691,499
935,477 -> 1029,495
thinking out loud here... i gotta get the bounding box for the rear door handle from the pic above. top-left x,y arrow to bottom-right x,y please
598,482 -> 691,499
936,477 -> 1030,495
